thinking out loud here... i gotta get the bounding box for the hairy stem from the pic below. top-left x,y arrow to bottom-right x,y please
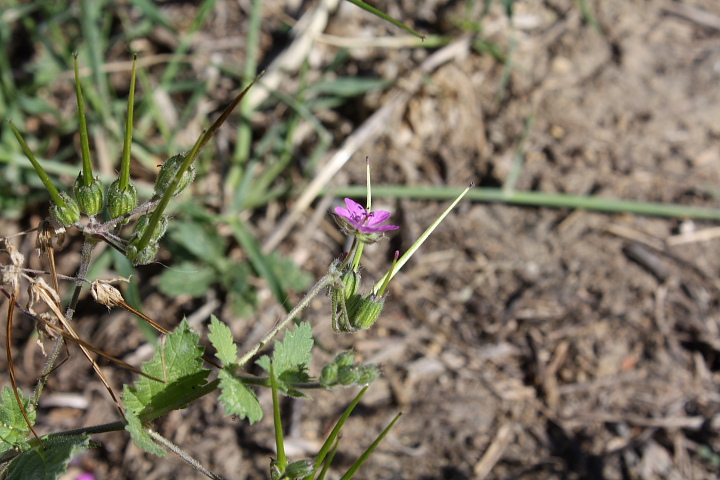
147,429 -> 224,480
237,274 -> 333,367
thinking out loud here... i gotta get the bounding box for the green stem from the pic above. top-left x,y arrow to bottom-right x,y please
237,275 -> 333,367
147,430 -> 223,480
7,120 -> 65,207
344,0 -> 425,39
119,54 -> 138,190
270,362 -> 287,469
73,53 -> 93,185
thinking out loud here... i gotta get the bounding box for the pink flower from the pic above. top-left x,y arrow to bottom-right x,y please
333,198 -> 398,242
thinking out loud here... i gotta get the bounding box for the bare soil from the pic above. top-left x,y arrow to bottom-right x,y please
3,0 -> 720,479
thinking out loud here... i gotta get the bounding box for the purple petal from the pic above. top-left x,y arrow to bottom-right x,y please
334,206 -> 352,220
366,210 -> 391,226
357,223 -> 399,234
344,198 -> 367,217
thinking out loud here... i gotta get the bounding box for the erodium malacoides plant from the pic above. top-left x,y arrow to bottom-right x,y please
0,54 -> 471,480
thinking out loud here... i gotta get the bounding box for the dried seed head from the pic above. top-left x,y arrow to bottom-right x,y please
36,220 -> 66,257
91,281 -> 125,309
36,312 -> 61,356
0,241 -> 25,291
26,277 -> 64,324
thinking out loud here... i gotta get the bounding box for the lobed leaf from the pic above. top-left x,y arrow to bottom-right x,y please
256,322 -> 313,377
208,315 -> 238,366
123,393 -> 167,458
217,370 -> 263,424
3,434 -> 91,480
122,320 -> 210,455
0,387 -> 35,453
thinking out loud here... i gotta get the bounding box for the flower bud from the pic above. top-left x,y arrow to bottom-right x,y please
154,153 -> 196,198
126,241 -> 159,266
284,459 -> 315,478
349,293 -> 385,330
338,365 -> 362,386
320,363 -> 338,386
49,192 -> 80,226
339,269 -> 360,300
334,351 -> 355,368
73,173 -> 104,216
130,213 -> 169,245
357,364 -> 380,385
107,179 -> 138,219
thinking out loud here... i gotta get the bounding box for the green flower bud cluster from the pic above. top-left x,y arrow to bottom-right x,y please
345,292 -> 385,330
320,351 -> 379,387
283,459 -> 315,478
125,213 -> 169,266
331,267 -> 360,310
72,173 -> 104,216
329,259 -> 386,332
49,192 -> 81,227
51,172 -> 140,226
107,179 -> 139,219
153,153 -> 196,199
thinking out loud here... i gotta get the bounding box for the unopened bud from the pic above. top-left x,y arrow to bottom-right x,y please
338,365 -> 362,386
50,192 -> 80,227
107,179 -> 138,219
357,364 -> 380,385
320,363 -> 338,386
49,192 -> 80,226
154,153 -> 196,198
130,213 -> 169,245
73,173 -> 104,216
284,459 -> 315,478
349,293 -> 385,330
334,351 -> 355,367
339,269 -> 360,301
126,241 -> 159,266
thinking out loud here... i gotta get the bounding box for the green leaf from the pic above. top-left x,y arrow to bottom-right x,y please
343,0 -> 425,38
4,434 -> 91,480
256,322 -> 313,377
307,77 -> 392,98
226,263 -> 257,317
266,252 -> 313,292
167,219 -> 226,262
123,392 -> 167,458
217,370 -> 263,424
122,320 -> 210,455
208,315 -> 237,366
0,387 -> 35,453
157,261 -> 216,297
